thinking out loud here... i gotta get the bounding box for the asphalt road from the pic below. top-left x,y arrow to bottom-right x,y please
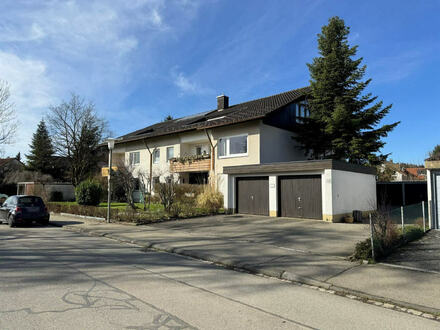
0,224 -> 437,330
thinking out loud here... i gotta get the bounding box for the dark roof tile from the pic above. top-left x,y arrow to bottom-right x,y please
118,86 -> 310,144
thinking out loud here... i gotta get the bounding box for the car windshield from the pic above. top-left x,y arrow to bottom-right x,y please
18,197 -> 44,207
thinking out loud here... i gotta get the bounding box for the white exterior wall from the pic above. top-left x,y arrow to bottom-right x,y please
427,169 -> 433,228
259,123 -> 307,163
330,169 -> 376,218
268,176 -> 277,216
322,169 -> 333,217
218,173 -> 230,209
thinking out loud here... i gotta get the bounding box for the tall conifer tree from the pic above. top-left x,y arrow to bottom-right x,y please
27,120 -> 54,174
295,17 -> 399,165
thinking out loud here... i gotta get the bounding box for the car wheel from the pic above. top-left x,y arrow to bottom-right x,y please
8,215 -> 15,228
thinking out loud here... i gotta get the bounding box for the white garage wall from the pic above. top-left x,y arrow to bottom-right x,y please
322,169 -> 333,217
217,173 -> 230,209
331,169 -> 376,216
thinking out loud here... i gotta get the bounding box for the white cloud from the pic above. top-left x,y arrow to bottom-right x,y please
150,8 -> 164,28
0,22 -> 46,42
0,0 -> 205,156
172,70 -> 212,96
0,51 -> 57,157
174,72 -> 197,93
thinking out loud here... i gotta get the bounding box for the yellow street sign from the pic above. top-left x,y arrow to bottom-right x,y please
101,166 -> 118,177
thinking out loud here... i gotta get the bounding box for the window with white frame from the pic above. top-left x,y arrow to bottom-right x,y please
166,147 -> 174,161
218,134 -> 247,158
153,149 -> 160,164
129,151 -> 140,165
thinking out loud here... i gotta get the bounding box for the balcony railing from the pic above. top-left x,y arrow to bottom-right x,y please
170,155 -> 211,173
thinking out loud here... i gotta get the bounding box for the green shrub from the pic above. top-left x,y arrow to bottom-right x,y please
196,186 -> 223,213
352,238 -> 372,260
403,226 -> 424,242
49,191 -> 63,202
75,180 -> 103,206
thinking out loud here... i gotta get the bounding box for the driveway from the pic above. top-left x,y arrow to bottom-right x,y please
149,214 -> 369,257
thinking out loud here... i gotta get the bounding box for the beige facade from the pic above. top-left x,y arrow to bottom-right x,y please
112,119 -> 299,187
210,121 -> 261,175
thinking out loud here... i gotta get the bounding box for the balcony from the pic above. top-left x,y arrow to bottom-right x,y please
170,155 -> 211,173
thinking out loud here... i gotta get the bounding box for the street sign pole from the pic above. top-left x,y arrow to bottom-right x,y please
107,148 -> 113,223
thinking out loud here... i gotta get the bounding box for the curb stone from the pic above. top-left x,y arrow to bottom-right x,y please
60,224 -> 440,321
57,212 -> 106,221
50,213 -> 140,226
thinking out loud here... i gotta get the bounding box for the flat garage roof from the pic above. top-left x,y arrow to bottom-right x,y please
223,159 -> 376,175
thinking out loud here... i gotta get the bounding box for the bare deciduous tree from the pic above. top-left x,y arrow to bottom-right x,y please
137,168 -> 151,210
156,176 -> 177,212
47,93 -> 107,186
0,81 -> 17,147
113,160 -> 137,210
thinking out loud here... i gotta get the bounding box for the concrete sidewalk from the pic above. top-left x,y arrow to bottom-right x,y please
51,213 -> 440,316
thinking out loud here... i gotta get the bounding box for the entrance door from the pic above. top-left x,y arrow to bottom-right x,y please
278,175 -> 322,219
236,177 -> 269,216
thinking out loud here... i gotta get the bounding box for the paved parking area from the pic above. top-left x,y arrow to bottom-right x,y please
150,214 -> 369,257
385,230 -> 440,273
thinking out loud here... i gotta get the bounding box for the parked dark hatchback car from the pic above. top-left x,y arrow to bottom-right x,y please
0,195 -> 50,227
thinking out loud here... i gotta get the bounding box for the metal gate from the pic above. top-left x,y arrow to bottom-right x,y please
278,175 -> 322,219
236,177 -> 269,216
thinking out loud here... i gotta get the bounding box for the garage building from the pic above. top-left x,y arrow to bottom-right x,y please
222,160 -> 377,222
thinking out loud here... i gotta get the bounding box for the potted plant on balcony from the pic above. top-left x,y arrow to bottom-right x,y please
171,153 -> 210,165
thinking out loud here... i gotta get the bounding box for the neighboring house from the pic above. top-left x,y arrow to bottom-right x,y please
405,167 -> 426,181
111,86 -> 377,222
378,161 -> 426,182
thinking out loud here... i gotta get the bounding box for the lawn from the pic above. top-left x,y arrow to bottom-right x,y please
50,201 -> 164,212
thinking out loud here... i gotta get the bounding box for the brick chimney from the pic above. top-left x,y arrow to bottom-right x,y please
217,94 -> 229,110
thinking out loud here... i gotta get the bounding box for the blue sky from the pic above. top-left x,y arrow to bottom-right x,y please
1,0 -> 439,164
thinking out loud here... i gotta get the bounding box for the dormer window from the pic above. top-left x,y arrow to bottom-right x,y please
296,100 -> 310,123
207,116 -> 225,122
